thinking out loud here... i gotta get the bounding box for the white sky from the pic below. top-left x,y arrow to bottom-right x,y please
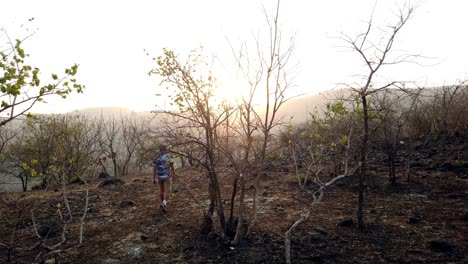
1,0 -> 467,113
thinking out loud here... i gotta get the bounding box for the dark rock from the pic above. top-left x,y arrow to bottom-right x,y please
429,239 -> 453,252
408,215 -> 421,224
370,208 -> 377,214
119,200 -> 135,208
87,207 -> 100,214
207,231 -> 221,241
37,220 -> 59,238
447,193 -> 465,199
140,234 -> 149,241
98,178 -> 125,188
424,166 -> 436,171
32,184 -> 46,191
183,246 -> 195,252
70,177 -> 86,185
307,232 -> 323,241
454,167 -> 467,177
338,217 -> 354,227
98,172 -> 109,178
438,162 -> 454,171
411,161 -> 424,167
313,227 -> 329,236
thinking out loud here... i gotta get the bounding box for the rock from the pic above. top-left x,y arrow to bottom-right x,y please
307,232 -> 323,241
454,167 -> 467,177
119,200 -> 135,208
407,194 -> 427,199
429,239 -> 453,252
447,193 -> 465,199
103,259 -> 120,264
424,166 -> 436,171
88,207 -> 100,214
313,227 -> 329,236
438,162 -> 454,171
408,215 -> 420,224
207,231 -> 221,241
338,217 -> 354,227
370,208 -> 377,214
38,220 -> 59,238
98,178 -> 125,188
411,161 -> 424,167
140,234 -> 149,241
98,172 -> 109,178
128,246 -> 144,259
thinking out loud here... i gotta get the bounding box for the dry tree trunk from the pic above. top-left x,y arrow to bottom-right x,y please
285,190 -> 323,264
232,173 -> 246,245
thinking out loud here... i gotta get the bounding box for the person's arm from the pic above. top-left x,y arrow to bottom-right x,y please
153,166 -> 158,184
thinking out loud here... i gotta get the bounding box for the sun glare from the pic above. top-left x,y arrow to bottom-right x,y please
215,76 -> 249,106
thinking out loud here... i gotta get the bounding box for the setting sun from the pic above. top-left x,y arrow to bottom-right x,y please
215,75 -> 250,105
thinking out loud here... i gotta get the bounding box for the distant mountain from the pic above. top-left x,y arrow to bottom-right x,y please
64,89 -> 342,123
259,89 -> 345,124
70,106 -> 137,117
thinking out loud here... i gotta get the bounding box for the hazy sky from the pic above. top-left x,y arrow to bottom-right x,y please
1,0 -> 467,113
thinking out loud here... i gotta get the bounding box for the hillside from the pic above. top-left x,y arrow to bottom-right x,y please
1,136 -> 467,263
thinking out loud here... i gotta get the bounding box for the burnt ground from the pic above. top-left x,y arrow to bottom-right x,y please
1,137 -> 467,264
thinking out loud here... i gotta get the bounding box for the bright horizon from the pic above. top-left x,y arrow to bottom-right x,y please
1,0 -> 467,114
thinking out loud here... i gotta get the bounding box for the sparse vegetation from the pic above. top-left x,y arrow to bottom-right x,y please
1,1 -> 467,264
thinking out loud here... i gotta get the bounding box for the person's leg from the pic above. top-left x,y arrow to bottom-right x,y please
157,179 -> 165,203
163,179 -> 170,202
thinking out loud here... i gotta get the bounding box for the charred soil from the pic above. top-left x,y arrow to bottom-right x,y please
1,137 -> 467,263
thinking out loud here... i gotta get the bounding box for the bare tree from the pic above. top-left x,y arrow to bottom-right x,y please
340,3 -> 417,228
371,88 -> 422,184
431,81 -> 468,136
227,0 -> 296,238
99,115 -> 121,177
119,114 -> 143,176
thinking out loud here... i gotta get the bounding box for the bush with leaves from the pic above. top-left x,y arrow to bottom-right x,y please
0,38 -> 84,127
3,114 -> 100,190
280,101 -> 358,264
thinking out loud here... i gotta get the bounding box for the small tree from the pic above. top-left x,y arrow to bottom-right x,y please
227,0 -> 295,238
149,48 -> 234,235
281,101 -> 358,264
340,3 -> 417,228
119,114 -> 144,176
371,88 -> 421,184
99,115 -> 120,177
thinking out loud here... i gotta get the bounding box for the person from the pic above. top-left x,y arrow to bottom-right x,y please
152,145 -> 176,212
